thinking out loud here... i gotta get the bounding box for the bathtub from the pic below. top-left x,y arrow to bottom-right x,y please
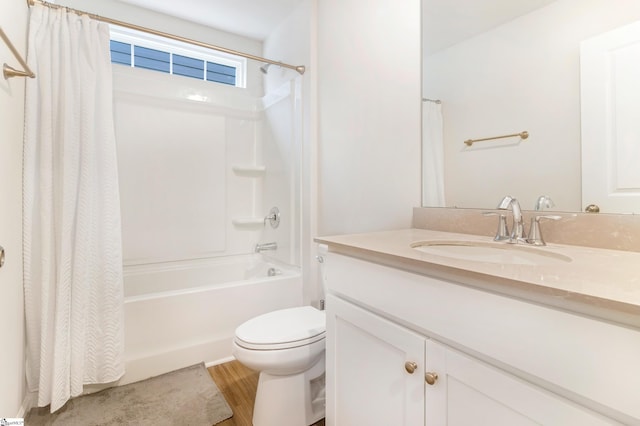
120,254 -> 303,384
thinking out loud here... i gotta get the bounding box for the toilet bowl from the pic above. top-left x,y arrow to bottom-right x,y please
232,306 -> 326,426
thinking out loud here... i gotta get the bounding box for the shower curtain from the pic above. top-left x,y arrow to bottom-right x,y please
23,4 -> 125,412
422,101 -> 446,206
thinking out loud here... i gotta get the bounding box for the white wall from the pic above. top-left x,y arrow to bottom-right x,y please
423,0 -> 640,211
113,67 -> 263,264
57,0 -> 266,97
0,0 -> 28,416
317,0 -> 422,236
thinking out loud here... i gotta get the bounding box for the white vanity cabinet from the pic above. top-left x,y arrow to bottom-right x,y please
425,339 -> 617,425
327,293 -> 426,425
323,252 -> 639,425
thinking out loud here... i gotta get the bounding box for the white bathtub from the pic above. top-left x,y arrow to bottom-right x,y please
121,254 -> 303,384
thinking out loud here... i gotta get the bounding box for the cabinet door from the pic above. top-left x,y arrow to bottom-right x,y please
425,340 -> 619,425
326,294 -> 425,426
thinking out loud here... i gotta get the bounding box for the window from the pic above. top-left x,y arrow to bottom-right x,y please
109,26 -> 246,88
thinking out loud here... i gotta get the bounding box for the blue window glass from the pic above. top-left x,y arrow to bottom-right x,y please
173,54 -> 204,79
109,38 -> 238,87
134,46 -> 170,73
207,62 -> 236,86
110,40 -> 131,66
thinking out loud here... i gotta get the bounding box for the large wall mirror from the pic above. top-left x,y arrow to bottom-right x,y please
421,0 -> 640,213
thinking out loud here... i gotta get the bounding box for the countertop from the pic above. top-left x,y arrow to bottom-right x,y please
315,228 -> 640,328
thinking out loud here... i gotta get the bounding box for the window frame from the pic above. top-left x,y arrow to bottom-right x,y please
109,25 -> 247,88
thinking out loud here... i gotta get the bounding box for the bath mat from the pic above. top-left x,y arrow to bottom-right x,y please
25,363 -> 233,425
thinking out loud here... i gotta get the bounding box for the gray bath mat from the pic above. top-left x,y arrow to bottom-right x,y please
25,363 -> 233,425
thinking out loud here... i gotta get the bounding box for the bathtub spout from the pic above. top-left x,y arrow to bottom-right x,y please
255,242 -> 278,253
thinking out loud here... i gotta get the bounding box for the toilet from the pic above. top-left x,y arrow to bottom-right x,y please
232,305 -> 326,426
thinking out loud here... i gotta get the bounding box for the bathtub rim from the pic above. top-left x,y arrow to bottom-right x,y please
123,253 -> 301,301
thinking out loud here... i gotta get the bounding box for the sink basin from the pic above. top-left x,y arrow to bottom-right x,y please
411,240 -> 572,265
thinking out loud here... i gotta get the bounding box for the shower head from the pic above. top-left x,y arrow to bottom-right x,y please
260,63 -> 272,74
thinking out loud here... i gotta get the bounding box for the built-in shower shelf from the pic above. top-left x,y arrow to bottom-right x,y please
232,164 -> 266,176
232,217 -> 264,227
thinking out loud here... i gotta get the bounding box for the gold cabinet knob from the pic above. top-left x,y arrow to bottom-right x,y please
425,372 -> 439,385
404,361 -> 418,374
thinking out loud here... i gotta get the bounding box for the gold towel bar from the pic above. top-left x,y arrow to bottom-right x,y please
464,131 -> 529,147
1,26 -> 35,79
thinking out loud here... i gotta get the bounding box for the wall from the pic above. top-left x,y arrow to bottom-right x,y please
317,0 -> 422,236
57,0 -> 262,52
57,0 -> 265,97
423,0 -> 640,211
112,66 -> 269,264
0,0 -> 28,417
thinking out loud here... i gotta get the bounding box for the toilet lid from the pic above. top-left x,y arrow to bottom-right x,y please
235,306 -> 326,348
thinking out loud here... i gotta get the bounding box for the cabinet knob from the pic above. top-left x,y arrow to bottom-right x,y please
404,361 -> 418,374
425,372 -> 439,385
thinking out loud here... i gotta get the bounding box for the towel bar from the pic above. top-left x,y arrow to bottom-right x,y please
1,26 -> 35,79
464,131 -> 529,147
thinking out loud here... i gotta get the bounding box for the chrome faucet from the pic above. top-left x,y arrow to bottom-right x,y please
497,196 -> 526,243
255,242 -> 277,253
535,195 -> 555,211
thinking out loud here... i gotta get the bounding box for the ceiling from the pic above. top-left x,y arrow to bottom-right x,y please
116,0 -> 557,47
422,0 -> 557,54
115,0 -> 306,40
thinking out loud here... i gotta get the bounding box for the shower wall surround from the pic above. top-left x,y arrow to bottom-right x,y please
113,65 -> 300,267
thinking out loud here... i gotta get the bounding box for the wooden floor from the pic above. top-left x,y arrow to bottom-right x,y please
208,360 -> 325,426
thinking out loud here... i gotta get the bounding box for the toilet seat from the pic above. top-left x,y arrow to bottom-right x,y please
235,306 -> 326,350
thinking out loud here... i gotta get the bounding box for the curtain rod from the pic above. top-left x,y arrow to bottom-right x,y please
27,0 -> 306,75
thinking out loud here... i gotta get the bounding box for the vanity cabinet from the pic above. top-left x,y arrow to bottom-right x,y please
327,294 -> 616,425
327,293 -> 426,425
323,252 -> 639,425
425,339 -> 615,425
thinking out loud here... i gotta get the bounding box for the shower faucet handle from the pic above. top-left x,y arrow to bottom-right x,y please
264,207 -> 280,228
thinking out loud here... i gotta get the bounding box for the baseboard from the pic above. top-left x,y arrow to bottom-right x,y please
17,391 -> 37,417
122,336 -> 234,385
205,356 -> 235,368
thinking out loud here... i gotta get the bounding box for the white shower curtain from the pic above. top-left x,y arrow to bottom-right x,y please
422,101 -> 446,206
23,4 -> 125,412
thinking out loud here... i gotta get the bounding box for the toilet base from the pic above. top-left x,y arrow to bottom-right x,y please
253,353 -> 326,426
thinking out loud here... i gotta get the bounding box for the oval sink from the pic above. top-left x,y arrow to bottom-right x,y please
411,240 -> 572,265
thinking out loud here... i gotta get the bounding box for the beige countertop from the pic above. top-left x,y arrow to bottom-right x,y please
315,228 -> 640,328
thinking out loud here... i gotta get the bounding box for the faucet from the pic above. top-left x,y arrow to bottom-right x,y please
535,195 -> 555,211
497,196 -> 526,243
255,242 -> 277,253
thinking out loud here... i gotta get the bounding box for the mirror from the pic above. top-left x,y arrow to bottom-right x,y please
421,0 -> 640,213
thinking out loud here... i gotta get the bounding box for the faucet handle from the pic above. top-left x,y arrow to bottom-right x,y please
264,207 -> 280,228
526,215 -> 561,246
482,212 -> 510,242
